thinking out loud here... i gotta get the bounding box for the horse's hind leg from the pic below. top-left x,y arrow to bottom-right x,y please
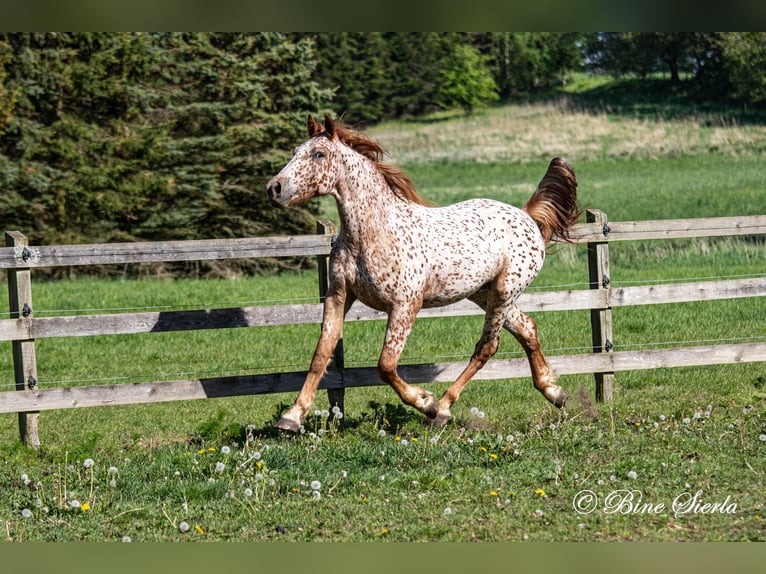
431,286 -> 508,426
379,306 -> 439,418
505,304 -> 567,408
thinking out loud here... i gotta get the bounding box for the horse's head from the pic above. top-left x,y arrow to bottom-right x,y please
266,114 -> 340,208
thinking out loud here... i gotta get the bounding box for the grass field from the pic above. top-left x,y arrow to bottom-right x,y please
1,86 -> 765,541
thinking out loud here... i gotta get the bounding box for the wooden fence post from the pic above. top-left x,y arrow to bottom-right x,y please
316,220 -> 345,415
586,209 -> 615,402
5,231 -> 41,448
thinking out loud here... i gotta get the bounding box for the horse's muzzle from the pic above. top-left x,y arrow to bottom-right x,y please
266,179 -> 286,208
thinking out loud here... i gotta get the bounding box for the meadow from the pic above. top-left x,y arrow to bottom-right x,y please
1,90 -> 765,542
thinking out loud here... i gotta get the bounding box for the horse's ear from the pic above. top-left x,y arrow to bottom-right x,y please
307,114 -> 324,137
323,113 -> 336,139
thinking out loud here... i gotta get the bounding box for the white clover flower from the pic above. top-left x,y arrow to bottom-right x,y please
21,508 -> 32,518
178,521 -> 190,533
221,446 -> 231,455
443,507 -> 452,516
83,458 -> 95,469
310,480 -> 321,491
215,462 -> 225,473
627,470 -> 638,480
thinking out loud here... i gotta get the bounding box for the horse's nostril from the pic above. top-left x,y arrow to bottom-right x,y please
272,181 -> 281,196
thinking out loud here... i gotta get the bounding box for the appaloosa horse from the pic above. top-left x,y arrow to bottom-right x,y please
267,114 -> 580,431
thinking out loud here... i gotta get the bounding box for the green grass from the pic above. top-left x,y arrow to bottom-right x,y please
1,92 -> 765,541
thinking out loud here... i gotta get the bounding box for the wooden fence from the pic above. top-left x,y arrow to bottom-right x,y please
2,210 -> 766,448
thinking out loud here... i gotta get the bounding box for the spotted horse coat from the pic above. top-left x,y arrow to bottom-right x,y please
267,114 -> 580,431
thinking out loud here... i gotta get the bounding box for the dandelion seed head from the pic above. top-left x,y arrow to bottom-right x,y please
215,462 -> 225,473
321,409 -> 330,418
253,451 -> 262,461
20,473 -> 28,482
334,411 -> 344,420
312,490 -> 321,500
627,470 -> 638,480
83,458 -> 95,469
244,488 -> 253,497
443,507 -> 452,516
659,415 -> 666,421
110,479 -> 117,488
122,536 -> 132,543
179,521 -> 190,533
535,509 -> 544,517
378,429 -> 387,437
108,466 -> 119,475
331,406 -> 341,415
21,508 -> 32,519
70,499 -> 81,509
478,411 -> 485,419
310,480 -> 321,491
683,418 -> 691,424
221,446 -> 231,455
470,407 -> 479,415
759,434 -> 766,442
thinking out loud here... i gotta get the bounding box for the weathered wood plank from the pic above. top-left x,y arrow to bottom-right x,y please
1,277 -> 762,342
0,234 -> 333,269
1,342 -> 763,414
570,215 -> 766,243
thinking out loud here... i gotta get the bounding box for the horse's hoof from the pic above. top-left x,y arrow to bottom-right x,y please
275,416 -> 301,433
552,388 -> 567,408
413,388 -> 439,418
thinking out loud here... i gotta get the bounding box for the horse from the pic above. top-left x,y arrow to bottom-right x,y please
267,114 -> 580,431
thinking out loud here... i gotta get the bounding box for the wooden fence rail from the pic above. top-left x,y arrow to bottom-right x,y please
2,212 -> 766,448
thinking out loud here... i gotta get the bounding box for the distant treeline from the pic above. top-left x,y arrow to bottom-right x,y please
0,32 -> 763,276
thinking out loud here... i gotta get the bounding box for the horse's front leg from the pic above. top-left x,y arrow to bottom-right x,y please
378,305 -> 439,418
275,285 -> 354,432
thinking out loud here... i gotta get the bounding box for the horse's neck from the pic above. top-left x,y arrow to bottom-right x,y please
334,153 -> 402,246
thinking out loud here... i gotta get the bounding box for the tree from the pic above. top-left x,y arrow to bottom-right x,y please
438,44 -> 498,112
719,32 -> 766,106
0,33 -> 332,276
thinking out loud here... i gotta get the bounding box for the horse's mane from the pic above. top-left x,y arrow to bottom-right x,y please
332,123 -> 431,207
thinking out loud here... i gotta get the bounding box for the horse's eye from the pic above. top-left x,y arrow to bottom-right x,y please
314,151 -> 325,160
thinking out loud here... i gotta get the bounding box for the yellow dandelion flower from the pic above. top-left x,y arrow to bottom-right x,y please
635,421 -> 641,427
490,453 -> 498,460
480,446 -> 487,453
489,491 -> 498,497
207,447 -> 215,452
395,436 -> 401,441
535,489 -> 547,497
381,528 -> 390,535
411,437 -> 418,442
198,449 -> 205,455
195,525 -> 204,534
80,502 -> 91,511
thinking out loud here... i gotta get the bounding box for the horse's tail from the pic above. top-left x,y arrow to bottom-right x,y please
523,157 -> 581,244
